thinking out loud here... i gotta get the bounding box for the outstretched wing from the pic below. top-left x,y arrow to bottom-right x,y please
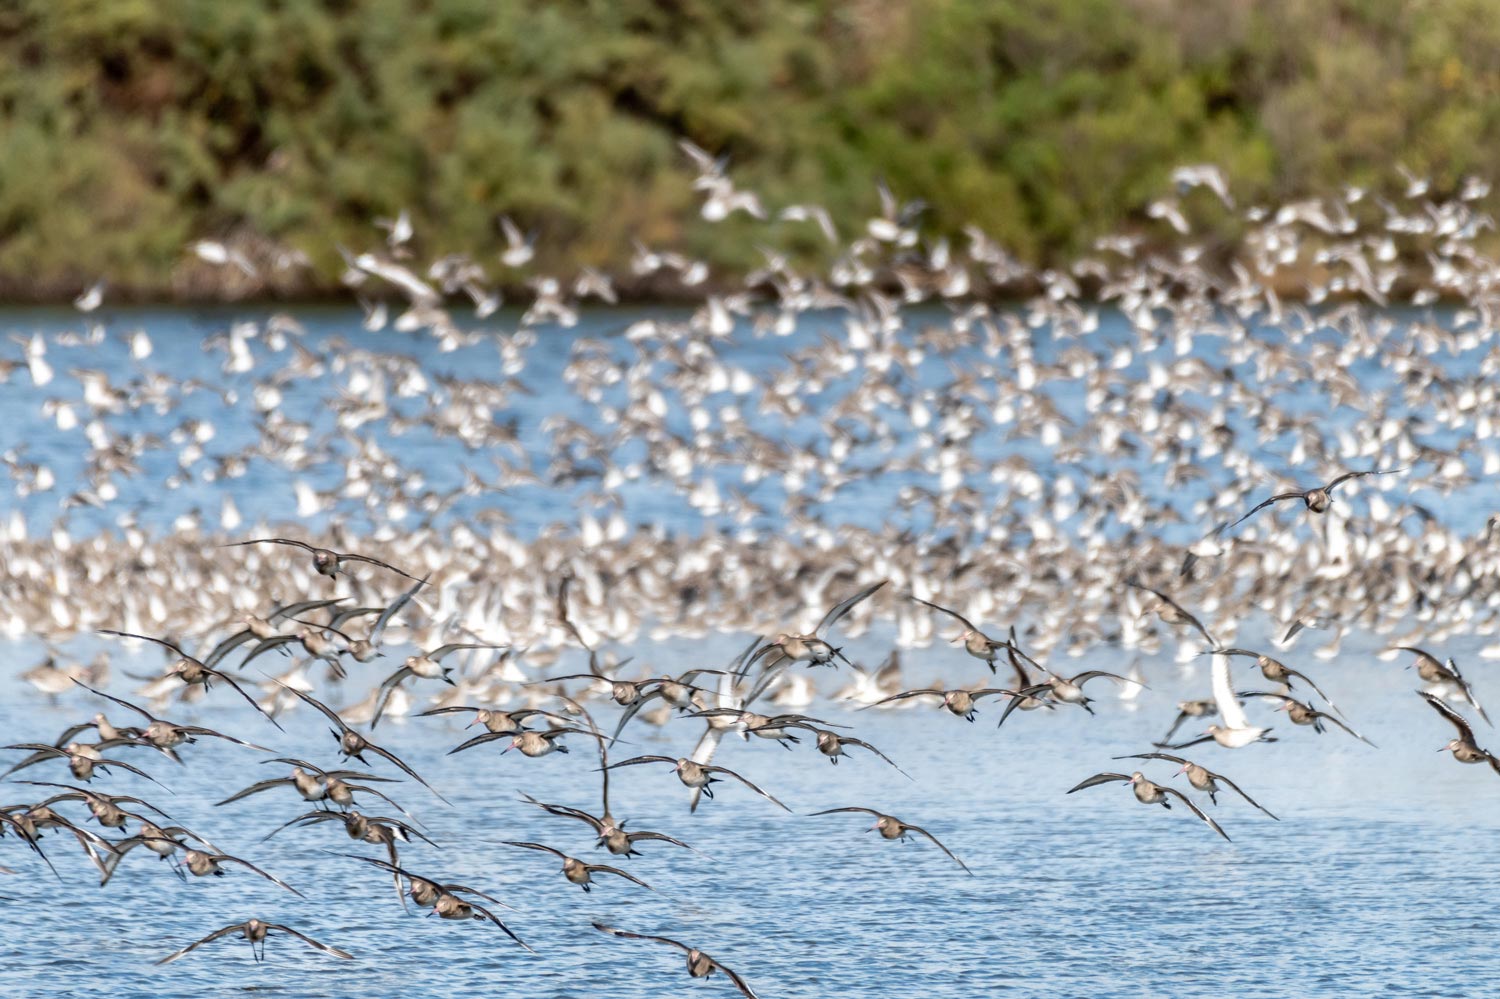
910,595 -> 978,633
155,923 -> 244,965
905,821 -> 972,875
1066,772 -> 1133,793
815,579 -> 888,636
266,924 -> 353,960
703,764 -> 792,811
1160,786 -> 1231,841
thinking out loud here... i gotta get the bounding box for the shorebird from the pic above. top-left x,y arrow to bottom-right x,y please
863,686 -> 1017,722
264,809 -> 434,869
418,705 -> 571,734
602,755 -> 791,812
746,579 -> 888,670
997,668 -> 1135,726
2,742 -> 167,786
269,682 -> 448,802
215,758 -> 402,811
97,630 -> 283,728
73,681 -> 270,752
520,793 -> 694,857
1111,754 -> 1278,818
1216,467 -> 1406,535
810,806 -> 971,873
223,537 -> 420,581
1205,649 -> 1342,715
1393,647 -> 1489,724
502,840 -> 655,893
341,855 -> 530,948
1241,691 -> 1376,746
14,781 -> 176,830
1067,771 -> 1230,840
1420,692 -> 1500,775
369,642 -> 505,728
909,595 -> 1017,670
1126,580 -> 1217,647
179,848 -> 304,895
593,922 -> 760,998
1159,698 -> 1219,744
448,726 -> 605,758
156,919 -> 352,964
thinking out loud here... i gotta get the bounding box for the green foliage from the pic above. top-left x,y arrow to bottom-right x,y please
1,0 -> 1499,298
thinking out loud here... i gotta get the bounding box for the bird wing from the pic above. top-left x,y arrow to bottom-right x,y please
1209,772 -> 1279,820
371,573 -> 429,645
995,685 -> 1051,730
370,666 -> 416,730
429,643 -> 503,663
468,901 -> 534,952
703,764 -> 792,811
199,665 -> 285,730
446,731 -> 513,755
1066,773 -> 1133,793
98,629 -> 189,658
504,840 -> 567,859
1111,752 -> 1186,765
225,537 -> 315,554
269,681 -> 350,732
592,922 -> 692,952
1218,491 -> 1307,534
1160,786 -> 1231,841
337,551 -> 421,581
364,741 -> 449,803
1317,712 -> 1377,746
589,863 -> 655,890
815,579 -> 888,636
218,854 -> 305,896
711,958 -> 762,999
842,737 -> 913,780
910,595 -> 977,633
602,754 -> 678,770
214,777 -> 290,807
271,597 -> 347,625
1072,671 -> 1135,688
155,923 -> 245,965
265,924 -> 353,959
1416,684 -> 1476,738
178,724 -> 271,752
809,806 -> 881,818
626,830 -> 693,850
863,689 -> 942,708
240,635 -> 301,669
1210,653 -> 1250,730
905,822 -> 972,875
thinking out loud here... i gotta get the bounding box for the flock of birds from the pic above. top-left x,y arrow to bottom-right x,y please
4,148 -> 1500,993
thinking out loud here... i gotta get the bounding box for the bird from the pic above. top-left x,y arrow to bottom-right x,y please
1160,652 -> 1276,750
1393,647 -> 1490,725
447,726 -> 605,759
96,630 -> 283,728
1420,692 -> 1500,775
340,855 -> 531,949
155,919 -> 352,965
746,579 -> 887,670
73,681 -> 271,752
1205,649 -> 1342,715
222,538 -> 420,581
1158,698 -> 1219,745
862,686 -> 1017,722
908,595 -> 1017,671
502,840 -> 655,893
602,755 -> 791,812
810,806 -> 971,873
1110,754 -> 1278,818
268,681 -> 449,802
369,642 -> 505,728
1240,691 -> 1376,746
1216,467 -> 1406,535
215,759 -> 404,812
1126,580 -> 1217,647
593,922 -> 760,998
997,668 -> 1136,726
1067,771 -> 1230,840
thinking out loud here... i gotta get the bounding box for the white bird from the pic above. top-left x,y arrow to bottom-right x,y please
73,281 -> 105,313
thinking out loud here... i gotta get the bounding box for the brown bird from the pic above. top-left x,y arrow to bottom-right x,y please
74,680 -> 272,752
503,841 -> 654,893
1205,649 -> 1341,715
593,922 -> 760,998
863,687 -> 1017,722
1126,580 -> 1216,647
746,579 -> 888,670
1239,691 -> 1376,746
269,681 -> 448,802
341,855 -> 530,950
810,806 -> 971,874
156,918 -> 352,964
1111,754 -> 1278,818
1394,647 -> 1490,725
1067,771 -> 1230,840
97,630 -> 283,729
908,595 -> 1017,671
602,755 -> 791,813
222,537 -> 420,581
1420,692 -> 1500,775
1216,467 -> 1406,535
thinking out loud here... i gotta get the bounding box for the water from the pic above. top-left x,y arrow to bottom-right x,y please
1,305 -> 1497,997
2,630 -> 1497,997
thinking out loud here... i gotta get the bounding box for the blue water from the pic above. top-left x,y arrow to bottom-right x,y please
1,305 -> 1497,997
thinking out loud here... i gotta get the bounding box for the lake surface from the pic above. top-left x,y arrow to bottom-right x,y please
0,304 -> 1496,998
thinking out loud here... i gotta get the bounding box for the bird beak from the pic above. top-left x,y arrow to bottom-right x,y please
948,634 -> 963,644
1174,764 -> 1188,776
1437,746 -> 1450,753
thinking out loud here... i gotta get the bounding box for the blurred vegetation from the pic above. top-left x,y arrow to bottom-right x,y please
2,0 -> 1500,300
